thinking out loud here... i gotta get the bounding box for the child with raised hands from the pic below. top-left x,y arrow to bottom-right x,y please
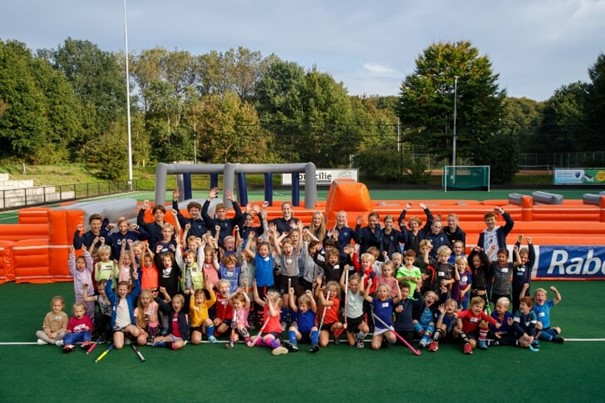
243,230 -> 276,325
68,245 -> 94,320
315,278 -> 343,348
513,236 -> 535,313
61,302 -> 94,353
213,279 -> 234,341
153,293 -> 189,350
530,284 -> 564,343
117,239 -> 138,286
35,296 -> 68,346
428,299 -> 459,352
341,272 -> 369,349
364,277 -> 402,350
413,290 -> 444,349
140,243 -> 159,291
82,280 -> 112,342
226,280 -> 252,348
250,281 -> 289,356
284,287 -> 319,353
200,237 -> 220,291
189,277 -> 217,345
94,243 -> 116,284
134,289 -> 160,345
106,270 -> 141,350
176,232 -> 204,295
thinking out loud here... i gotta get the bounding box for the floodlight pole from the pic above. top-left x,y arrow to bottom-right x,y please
123,0 -> 133,191
452,76 -> 458,169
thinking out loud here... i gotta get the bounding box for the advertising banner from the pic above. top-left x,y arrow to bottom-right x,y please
536,246 -> 605,279
553,168 -> 605,185
281,169 -> 358,186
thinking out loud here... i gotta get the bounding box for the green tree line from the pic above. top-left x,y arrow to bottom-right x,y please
1,38 -> 604,183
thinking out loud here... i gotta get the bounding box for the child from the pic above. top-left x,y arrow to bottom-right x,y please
513,296 -> 540,351
477,206 -> 514,262
531,285 -> 564,343
382,215 -> 404,257
513,236 -> 535,313
490,248 -> 518,305
445,214 -> 466,248
364,278 -> 402,350
219,254 -> 242,295
62,302 -> 94,352
35,296 -> 68,346
177,242 -> 204,293
285,288 -> 320,352
189,280 -> 217,345
315,279 -> 343,347
200,240 -> 220,291
140,244 -> 159,291
153,222 -> 177,255
416,240 -> 436,291
453,256 -> 472,309
340,272 -> 369,349
134,289 -> 160,345
376,260 -> 399,298
213,279 -> 234,339
428,299 -> 459,352
396,249 -> 422,296
227,285 -> 252,348
467,247 -> 491,305
68,245 -> 94,320
413,290 -> 442,348
106,272 -> 142,350
425,219 -> 451,258
94,244 -> 117,284
456,296 -> 500,354
250,284 -> 289,356
448,240 -> 466,265
434,245 -> 455,295
117,239 -> 138,285
82,281 -> 112,342
489,297 -> 515,346
243,234 -> 276,324
153,294 -> 189,350
393,283 -> 420,347
155,251 -> 181,298
202,187 -> 243,248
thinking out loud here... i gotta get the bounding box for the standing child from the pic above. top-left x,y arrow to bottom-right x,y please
189,281 -> 217,345
94,244 -> 117,284
393,283 -> 421,347
453,256 -> 472,309
200,239 -> 220,291
140,244 -> 159,291
364,279 -> 402,350
530,285 -> 564,343
315,279 -> 343,347
513,296 -> 540,351
490,248 -> 519,306
467,247 -> 491,306
477,207 -> 514,262
250,284 -> 289,356
434,245 -> 455,295
340,272 -> 369,349
155,252 -> 181,298
35,296 -> 68,346
285,288 -> 320,353
396,250 -> 423,296
117,240 -> 138,285
219,254 -> 242,296
68,245 -> 94,320
375,260 -> 399,298
513,236 -> 535,313
106,272 -> 142,350
177,240 -> 204,294
243,233 -> 276,325
456,296 -> 500,354
62,302 -> 94,352
153,294 -> 189,350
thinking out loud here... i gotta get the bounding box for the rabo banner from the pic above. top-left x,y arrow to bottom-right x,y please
536,246 -> 605,279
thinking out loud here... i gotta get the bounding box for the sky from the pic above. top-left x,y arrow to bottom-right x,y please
1,0 -> 604,101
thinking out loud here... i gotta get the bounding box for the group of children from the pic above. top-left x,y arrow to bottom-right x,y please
36,195 -> 565,356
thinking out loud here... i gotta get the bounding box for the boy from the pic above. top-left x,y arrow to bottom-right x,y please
530,284 -> 564,343
513,296 -> 540,351
513,236 -> 535,313
489,297 -> 515,346
456,296 -> 500,354
477,206 -> 514,261
202,187 -> 242,248
396,249 -> 422,296
434,245 -> 455,295
172,188 -> 209,238
428,298 -> 459,352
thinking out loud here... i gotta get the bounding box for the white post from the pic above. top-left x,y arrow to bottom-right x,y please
452,76 -> 458,169
123,0 -> 133,191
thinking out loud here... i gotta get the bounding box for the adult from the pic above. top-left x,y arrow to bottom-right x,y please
271,201 -> 301,235
398,202 -> 433,254
137,201 -> 167,249
73,213 -> 110,258
444,213 -> 466,247
354,211 -> 383,255
201,187 -> 242,247
477,206 -> 514,261
172,188 -> 209,238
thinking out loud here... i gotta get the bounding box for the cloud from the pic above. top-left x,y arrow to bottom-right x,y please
362,63 -> 395,75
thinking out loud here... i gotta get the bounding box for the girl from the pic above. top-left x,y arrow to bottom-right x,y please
82,280 -> 112,341
490,248 -> 519,305
219,254 -> 241,295
94,244 -> 116,284
227,284 -> 251,348
177,236 -> 204,293
243,232 -> 276,325
340,272 -> 368,349
285,287 -> 319,353
213,279 -> 234,339
134,289 -> 160,345
271,201 -> 301,235
449,240 -> 466,264
106,272 -> 141,350
68,245 -> 94,319
445,213 -> 466,248
375,260 -> 399,298
364,278 -> 402,350
315,279 -> 343,348
331,210 -> 355,252
153,294 -> 189,350
200,240 -> 220,291
354,211 -> 382,255
453,256 -> 472,309
140,243 -> 159,291
35,296 -> 68,346
468,246 -> 492,306
62,302 -> 94,352
513,236 -> 535,313
117,239 -> 138,285
307,211 -> 327,243
189,281 -> 217,345
381,215 -> 404,258
250,283 -> 288,355
155,251 -> 181,298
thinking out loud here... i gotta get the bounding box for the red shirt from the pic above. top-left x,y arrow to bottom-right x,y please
318,297 -> 340,325
457,309 -> 496,333
215,293 -> 233,321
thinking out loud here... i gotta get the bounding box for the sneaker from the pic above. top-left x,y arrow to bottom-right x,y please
528,343 -> 540,352
36,339 -> 47,345
124,338 -> 132,346
283,341 -> 298,352
153,340 -> 167,348
428,341 -> 439,352
55,340 -> 64,347
419,337 -> 429,348
478,340 -> 488,350
63,345 -> 75,353
463,343 -> 473,355
281,322 -> 287,331
531,340 -> 541,349
356,337 -> 365,349
225,342 -> 233,349
271,346 -> 288,356
80,342 -> 91,350
552,336 -> 565,343
208,336 -> 217,344
310,344 -> 320,353
333,337 -> 340,345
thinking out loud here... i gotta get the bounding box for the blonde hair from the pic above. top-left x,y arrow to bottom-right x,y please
360,253 -> 375,263
50,296 -> 65,309
136,289 -> 153,327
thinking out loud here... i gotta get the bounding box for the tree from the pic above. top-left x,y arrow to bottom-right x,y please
398,41 -> 505,166
585,53 -> 605,151
500,97 -> 543,153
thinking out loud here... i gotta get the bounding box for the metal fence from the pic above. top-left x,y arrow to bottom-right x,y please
0,180 -> 137,210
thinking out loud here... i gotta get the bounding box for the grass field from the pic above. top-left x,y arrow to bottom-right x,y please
1,280 -> 604,402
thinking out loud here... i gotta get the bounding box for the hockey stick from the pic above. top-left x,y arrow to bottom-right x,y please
247,313 -> 271,347
86,335 -> 102,355
343,270 -> 349,329
317,290 -> 331,331
95,344 -> 114,363
371,313 -> 421,356
131,344 -> 145,362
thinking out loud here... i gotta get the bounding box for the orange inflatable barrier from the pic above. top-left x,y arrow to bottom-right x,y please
324,180 -> 372,228
0,240 -> 15,284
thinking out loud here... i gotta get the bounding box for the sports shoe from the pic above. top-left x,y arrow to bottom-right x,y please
208,336 -> 217,344
552,336 -> 565,343
55,340 -> 64,347
478,340 -> 488,350
271,346 -> 288,356
225,342 -> 233,349
419,336 -> 430,348
153,340 -> 167,348
310,344 -> 320,353
63,345 -> 75,353
333,336 -> 340,345
463,343 -> 473,355
124,338 -> 132,345
428,341 -> 439,352
531,340 -> 541,349
281,321 -> 287,331
36,338 -> 47,345
356,337 -> 365,349
80,342 -> 91,350
283,341 -> 298,352
528,343 -> 540,352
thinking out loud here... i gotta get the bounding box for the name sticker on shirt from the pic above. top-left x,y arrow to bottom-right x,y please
502,268 -> 509,273
470,317 -> 479,323
538,312 -> 545,317
382,302 -> 389,308
438,271 -> 445,276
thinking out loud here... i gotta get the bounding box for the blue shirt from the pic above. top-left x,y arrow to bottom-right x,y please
254,254 -> 274,287
373,298 -> 394,329
533,300 -> 555,329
